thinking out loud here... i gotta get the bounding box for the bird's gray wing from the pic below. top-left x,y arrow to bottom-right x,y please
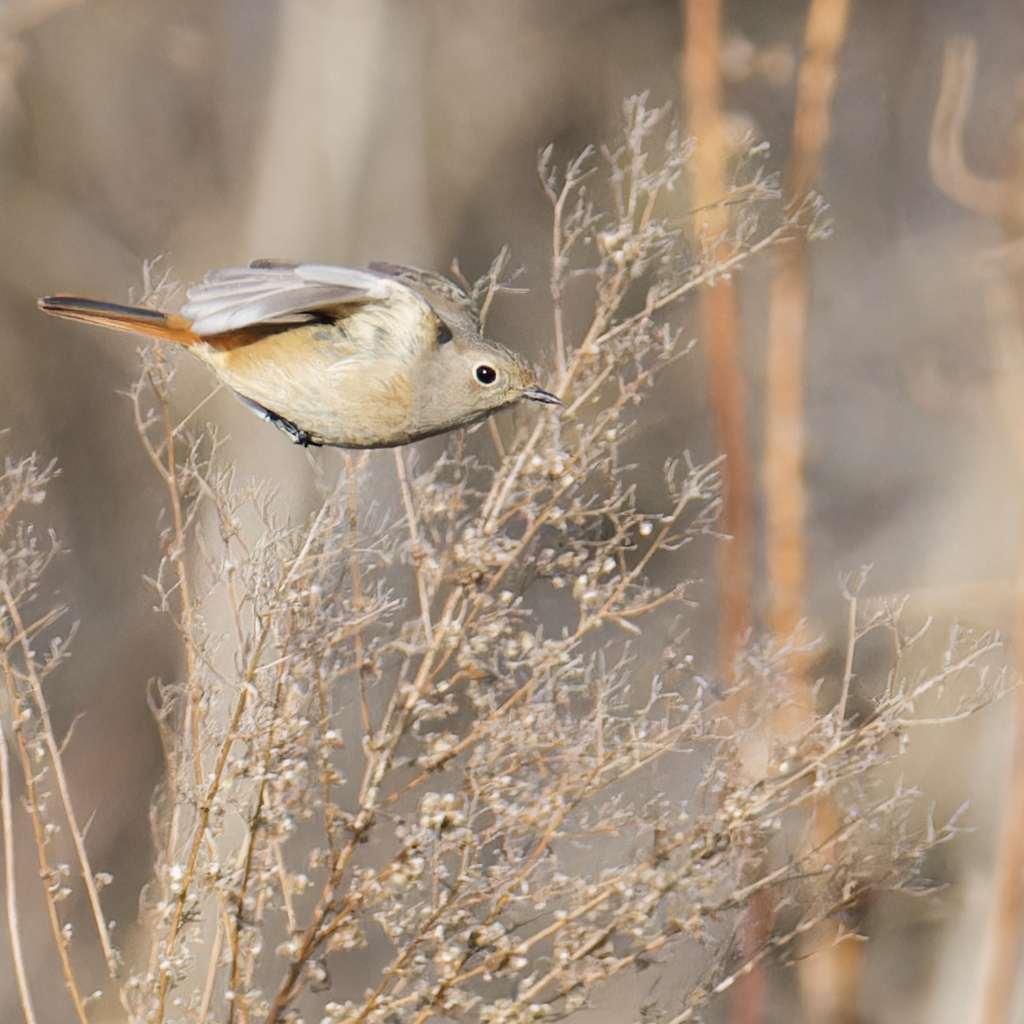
368,262 -> 481,335
181,262 -> 396,336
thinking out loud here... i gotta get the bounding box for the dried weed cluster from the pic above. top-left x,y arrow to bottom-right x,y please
0,98 -> 1007,1024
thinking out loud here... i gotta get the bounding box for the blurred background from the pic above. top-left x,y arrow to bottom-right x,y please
2,0 -> 1024,1021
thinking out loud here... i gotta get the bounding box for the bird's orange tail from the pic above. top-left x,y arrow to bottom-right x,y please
37,296 -> 200,346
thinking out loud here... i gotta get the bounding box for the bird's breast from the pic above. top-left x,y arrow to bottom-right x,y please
197,321 -> 422,447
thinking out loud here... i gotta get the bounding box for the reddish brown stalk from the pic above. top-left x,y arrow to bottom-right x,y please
682,0 -> 754,679
764,2 -> 854,1020
681,5 -> 762,1021
764,240 -> 809,646
766,0 -> 849,643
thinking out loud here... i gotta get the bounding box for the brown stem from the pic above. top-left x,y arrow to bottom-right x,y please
1,712 -> 38,1024
0,610 -> 90,1024
929,37 -> 1014,222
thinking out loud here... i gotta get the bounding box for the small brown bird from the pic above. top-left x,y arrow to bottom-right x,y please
38,260 -> 560,448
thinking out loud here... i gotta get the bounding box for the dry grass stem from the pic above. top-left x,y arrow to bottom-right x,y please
1,704 -> 37,1024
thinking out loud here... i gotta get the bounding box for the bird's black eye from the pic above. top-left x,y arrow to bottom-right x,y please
436,322 -> 453,345
475,364 -> 497,385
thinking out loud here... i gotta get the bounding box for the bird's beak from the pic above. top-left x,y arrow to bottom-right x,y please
522,385 -> 562,406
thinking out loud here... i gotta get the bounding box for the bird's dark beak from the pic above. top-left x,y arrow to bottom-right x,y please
522,385 -> 562,406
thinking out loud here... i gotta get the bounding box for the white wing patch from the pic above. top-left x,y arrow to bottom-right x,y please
181,263 -> 396,336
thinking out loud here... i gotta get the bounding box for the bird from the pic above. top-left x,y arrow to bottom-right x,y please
38,260 -> 561,449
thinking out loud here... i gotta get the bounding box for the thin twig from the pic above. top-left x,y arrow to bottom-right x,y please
1,714 -> 38,1024
2,584 -> 118,974
836,588 -> 857,729
394,448 -> 433,638
0,645 -> 90,1023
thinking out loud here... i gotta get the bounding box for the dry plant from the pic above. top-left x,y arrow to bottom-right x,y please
0,96 -> 1009,1024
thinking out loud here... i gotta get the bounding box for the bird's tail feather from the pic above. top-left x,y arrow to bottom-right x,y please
37,296 -> 199,346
